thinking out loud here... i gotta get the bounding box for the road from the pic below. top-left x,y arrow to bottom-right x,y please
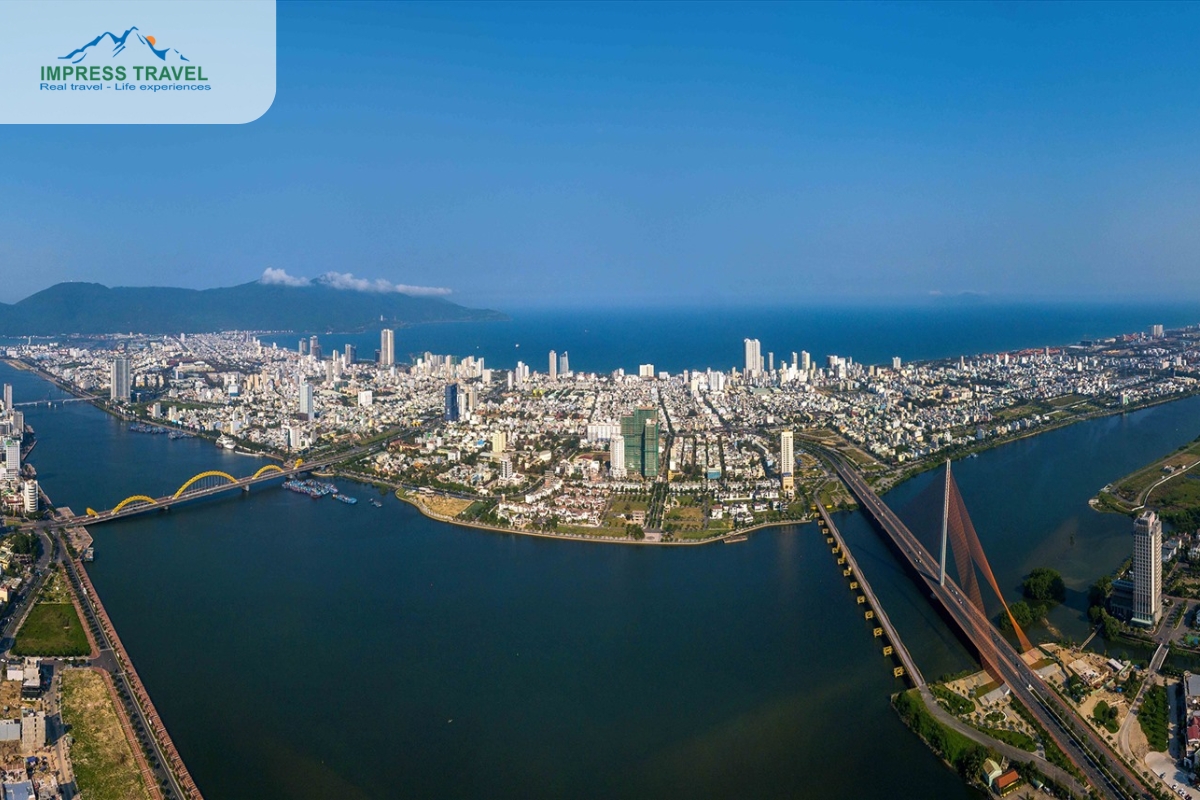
1117,642 -> 1168,762
55,535 -> 188,800
826,450 -> 1153,800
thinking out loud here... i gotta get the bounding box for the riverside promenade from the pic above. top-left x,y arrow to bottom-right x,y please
55,508 -> 204,800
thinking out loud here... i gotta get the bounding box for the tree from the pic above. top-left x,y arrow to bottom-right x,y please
1023,567 -> 1066,604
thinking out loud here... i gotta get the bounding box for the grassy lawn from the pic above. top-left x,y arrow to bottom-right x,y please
12,603 -> 89,657
1110,439 -> 1200,503
61,670 -> 151,800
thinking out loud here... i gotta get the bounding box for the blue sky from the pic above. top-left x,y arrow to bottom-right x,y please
3,1 -> 1200,309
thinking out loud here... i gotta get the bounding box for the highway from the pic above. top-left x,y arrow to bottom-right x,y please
825,451 -> 1153,800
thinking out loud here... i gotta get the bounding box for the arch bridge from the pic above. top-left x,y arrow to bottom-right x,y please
80,462 -> 300,524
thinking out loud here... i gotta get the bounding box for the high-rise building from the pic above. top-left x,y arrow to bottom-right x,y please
1132,511 -> 1163,627
491,431 -> 507,454
609,436 -> 626,479
298,382 -> 314,420
800,351 -> 811,371
444,383 -> 460,422
638,364 -> 655,378
2,383 -> 11,412
549,350 -> 558,381
780,431 -> 794,498
298,338 -> 308,356
621,407 -> 659,478
309,335 -> 322,361
892,356 -> 902,370
743,338 -> 763,377
2,438 -> 19,481
380,329 -> 395,366
768,352 -> 775,373
345,344 -> 357,364
22,481 -> 37,514
499,457 -> 514,480
1151,324 -> 1165,338
559,351 -> 570,376
110,357 -> 131,402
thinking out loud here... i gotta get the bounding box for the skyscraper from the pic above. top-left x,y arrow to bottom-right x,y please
444,383 -> 460,422
345,344 -> 356,364
800,351 -> 811,371
1132,511 -> 1163,627
110,357 -> 131,402
309,335 -> 322,361
549,350 -> 558,381
298,382 -> 314,420
2,437 -> 19,481
743,338 -> 763,377
298,338 -> 308,356
621,407 -> 659,478
22,480 -> 38,513
609,436 -> 626,479
559,351 -> 569,376
2,383 -> 11,412
380,329 -> 395,366
780,430 -> 794,498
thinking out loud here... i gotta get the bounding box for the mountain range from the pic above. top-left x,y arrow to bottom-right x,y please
0,281 -> 506,336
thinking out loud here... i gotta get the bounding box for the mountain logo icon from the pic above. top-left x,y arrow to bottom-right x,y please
60,26 -> 189,65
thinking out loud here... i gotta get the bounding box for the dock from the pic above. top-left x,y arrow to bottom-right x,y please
817,504 -> 926,688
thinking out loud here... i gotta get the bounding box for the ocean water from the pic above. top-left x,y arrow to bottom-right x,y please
261,301 -> 1200,374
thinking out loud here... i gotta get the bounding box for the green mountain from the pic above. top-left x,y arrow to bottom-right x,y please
0,281 -> 506,335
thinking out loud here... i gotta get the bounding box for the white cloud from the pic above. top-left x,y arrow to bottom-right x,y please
316,271 -> 452,297
260,268 -> 310,287
259,268 -> 451,297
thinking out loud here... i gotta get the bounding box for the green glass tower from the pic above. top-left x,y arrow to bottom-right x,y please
620,407 -> 659,478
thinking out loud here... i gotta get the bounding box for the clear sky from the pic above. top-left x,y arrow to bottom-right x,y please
4,1 -> 1200,309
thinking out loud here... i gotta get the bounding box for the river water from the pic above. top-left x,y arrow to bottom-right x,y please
6,358 -> 1200,798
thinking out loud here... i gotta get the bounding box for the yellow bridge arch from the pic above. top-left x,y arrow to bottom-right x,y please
112,495 -> 158,514
252,464 -> 285,480
173,470 -> 238,499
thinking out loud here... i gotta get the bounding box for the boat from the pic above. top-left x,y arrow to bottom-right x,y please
216,434 -> 236,449
724,534 -> 748,544
282,479 -> 339,499
370,499 -> 383,508
334,494 -> 358,505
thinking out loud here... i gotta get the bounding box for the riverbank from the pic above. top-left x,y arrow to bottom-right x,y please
42,492 -> 203,800
866,389 -> 1200,494
383,475 -> 810,546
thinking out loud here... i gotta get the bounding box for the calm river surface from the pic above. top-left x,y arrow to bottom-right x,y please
6,358 -> 1200,798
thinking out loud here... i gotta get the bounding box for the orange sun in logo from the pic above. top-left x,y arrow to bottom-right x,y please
145,35 -> 156,46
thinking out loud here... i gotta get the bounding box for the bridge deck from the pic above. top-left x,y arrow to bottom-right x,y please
825,452 -> 1138,800
817,504 -> 925,688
